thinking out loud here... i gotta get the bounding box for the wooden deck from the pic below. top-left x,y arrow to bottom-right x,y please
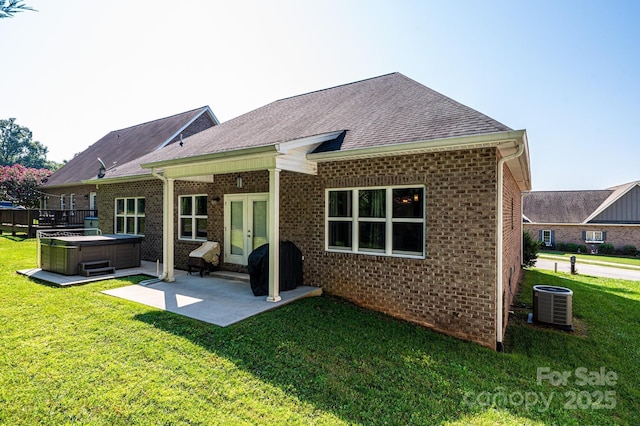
0,209 -> 98,238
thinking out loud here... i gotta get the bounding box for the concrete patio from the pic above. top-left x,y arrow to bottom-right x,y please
18,261 -> 322,327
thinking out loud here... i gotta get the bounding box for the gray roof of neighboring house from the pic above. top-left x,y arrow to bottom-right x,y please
102,72 -> 512,179
523,181 -> 640,224
523,190 -> 613,223
44,106 -> 216,186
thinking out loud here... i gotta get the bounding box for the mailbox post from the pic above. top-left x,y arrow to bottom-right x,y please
570,255 -> 577,274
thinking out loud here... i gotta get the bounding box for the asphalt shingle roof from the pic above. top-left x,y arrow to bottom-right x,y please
523,190 -> 614,223
103,72 -> 512,179
45,106 -> 214,186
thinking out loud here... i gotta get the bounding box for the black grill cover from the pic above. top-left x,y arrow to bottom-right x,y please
246,241 -> 303,296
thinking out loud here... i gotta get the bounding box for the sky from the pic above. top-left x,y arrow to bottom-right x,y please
1,0 -> 639,191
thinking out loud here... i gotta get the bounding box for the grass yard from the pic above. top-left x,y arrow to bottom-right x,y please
539,251 -> 640,268
1,236 -> 638,425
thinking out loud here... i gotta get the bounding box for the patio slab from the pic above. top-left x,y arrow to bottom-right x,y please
102,274 -> 322,327
17,260 -> 177,286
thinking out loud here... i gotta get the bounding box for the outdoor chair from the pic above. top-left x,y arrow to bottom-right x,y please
187,241 -> 220,277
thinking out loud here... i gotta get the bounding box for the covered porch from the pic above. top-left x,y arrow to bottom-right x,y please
145,132 -> 341,303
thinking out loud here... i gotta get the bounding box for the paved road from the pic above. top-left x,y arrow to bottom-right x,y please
535,258 -> 640,281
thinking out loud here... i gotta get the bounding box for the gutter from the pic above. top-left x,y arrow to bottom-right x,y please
496,140 -> 525,352
149,168 -> 175,282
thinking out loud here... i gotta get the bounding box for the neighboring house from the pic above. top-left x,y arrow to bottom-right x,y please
76,72 -> 530,350
40,106 -> 218,219
523,181 -> 640,252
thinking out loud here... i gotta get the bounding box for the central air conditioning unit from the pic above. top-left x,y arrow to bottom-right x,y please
533,285 -> 573,329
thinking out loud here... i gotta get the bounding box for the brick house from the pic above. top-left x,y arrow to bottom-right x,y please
40,106 -> 218,217
79,73 -> 531,350
524,181 -> 640,253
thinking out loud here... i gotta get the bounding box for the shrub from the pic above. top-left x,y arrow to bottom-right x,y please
523,231 -> 540,268
622,245 -> 638,256
556,242 -> 567,252
599,243 -> 615,255
578,244 -> 587,253
566,243 -> 578,253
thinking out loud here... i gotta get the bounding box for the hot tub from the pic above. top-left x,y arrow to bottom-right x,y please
39,234 -> 143,275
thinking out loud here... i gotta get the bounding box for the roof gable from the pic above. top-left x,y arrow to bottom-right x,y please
589,181 -> 640,223
44,106 -> 217,186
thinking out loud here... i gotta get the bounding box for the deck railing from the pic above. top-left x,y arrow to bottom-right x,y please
0,209 -> 98,237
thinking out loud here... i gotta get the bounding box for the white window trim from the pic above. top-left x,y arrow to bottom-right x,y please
325,185 -> 426,259
115,197 -> 145,235
179,194 -> 208,241
585,230 -> 604,244
60,194 -> 66,210
70,193 -> 76,211
542,230 -> 552,246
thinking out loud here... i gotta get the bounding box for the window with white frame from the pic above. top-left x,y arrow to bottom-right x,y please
326,186 -> 425,257
542,230 -> 552,246
60,194 -> 66,210
585,230 -> 604,243
179,195 -> 208,240
70,193 -> 76,211
115,197 -> 145,235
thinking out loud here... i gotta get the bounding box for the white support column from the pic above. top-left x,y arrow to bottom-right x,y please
164,178 -> 176,282
267,168 -> 281,302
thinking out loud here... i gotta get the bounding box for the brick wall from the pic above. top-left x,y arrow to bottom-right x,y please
501,162 -> 524,341
40,184 -> 95,210
280,148 -> 500,349
96,148 -> 519,349
98,179 -> 163,261
524,223 -> 640,251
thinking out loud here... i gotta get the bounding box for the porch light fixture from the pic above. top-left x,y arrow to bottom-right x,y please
236,174 -> 243,189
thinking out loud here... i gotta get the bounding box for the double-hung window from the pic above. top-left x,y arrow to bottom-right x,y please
585,230 -> 605,243
326,186 -> 425,258
115,197 -> 145,235
542,230 -> 553,246
179,195 -> 208,240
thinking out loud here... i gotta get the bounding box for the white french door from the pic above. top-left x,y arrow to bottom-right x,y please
224,193 -> 269,265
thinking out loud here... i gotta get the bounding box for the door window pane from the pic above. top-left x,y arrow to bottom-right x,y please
231,201 -> 244,255
252,201 -> 268,249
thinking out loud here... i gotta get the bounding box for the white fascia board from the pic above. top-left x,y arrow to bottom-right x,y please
82,174 -> 156,185
154,106 -> 219,152
275,130 -> 345,154
523,222 -> 640,227
308,130 -> 526,161
307,130 -> 531,191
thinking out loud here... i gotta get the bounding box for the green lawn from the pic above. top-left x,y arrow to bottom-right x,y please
540,250 -> 640,268
1,236 -> 638,425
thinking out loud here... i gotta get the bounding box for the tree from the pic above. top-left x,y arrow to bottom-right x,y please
0,164 -> 51,208
0,0 -> 34,18
523,231 -> 541,268
0,118 -> 58,170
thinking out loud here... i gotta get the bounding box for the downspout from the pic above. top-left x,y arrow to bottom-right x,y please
496,141 -> 525,352
142,168 -> 175,283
